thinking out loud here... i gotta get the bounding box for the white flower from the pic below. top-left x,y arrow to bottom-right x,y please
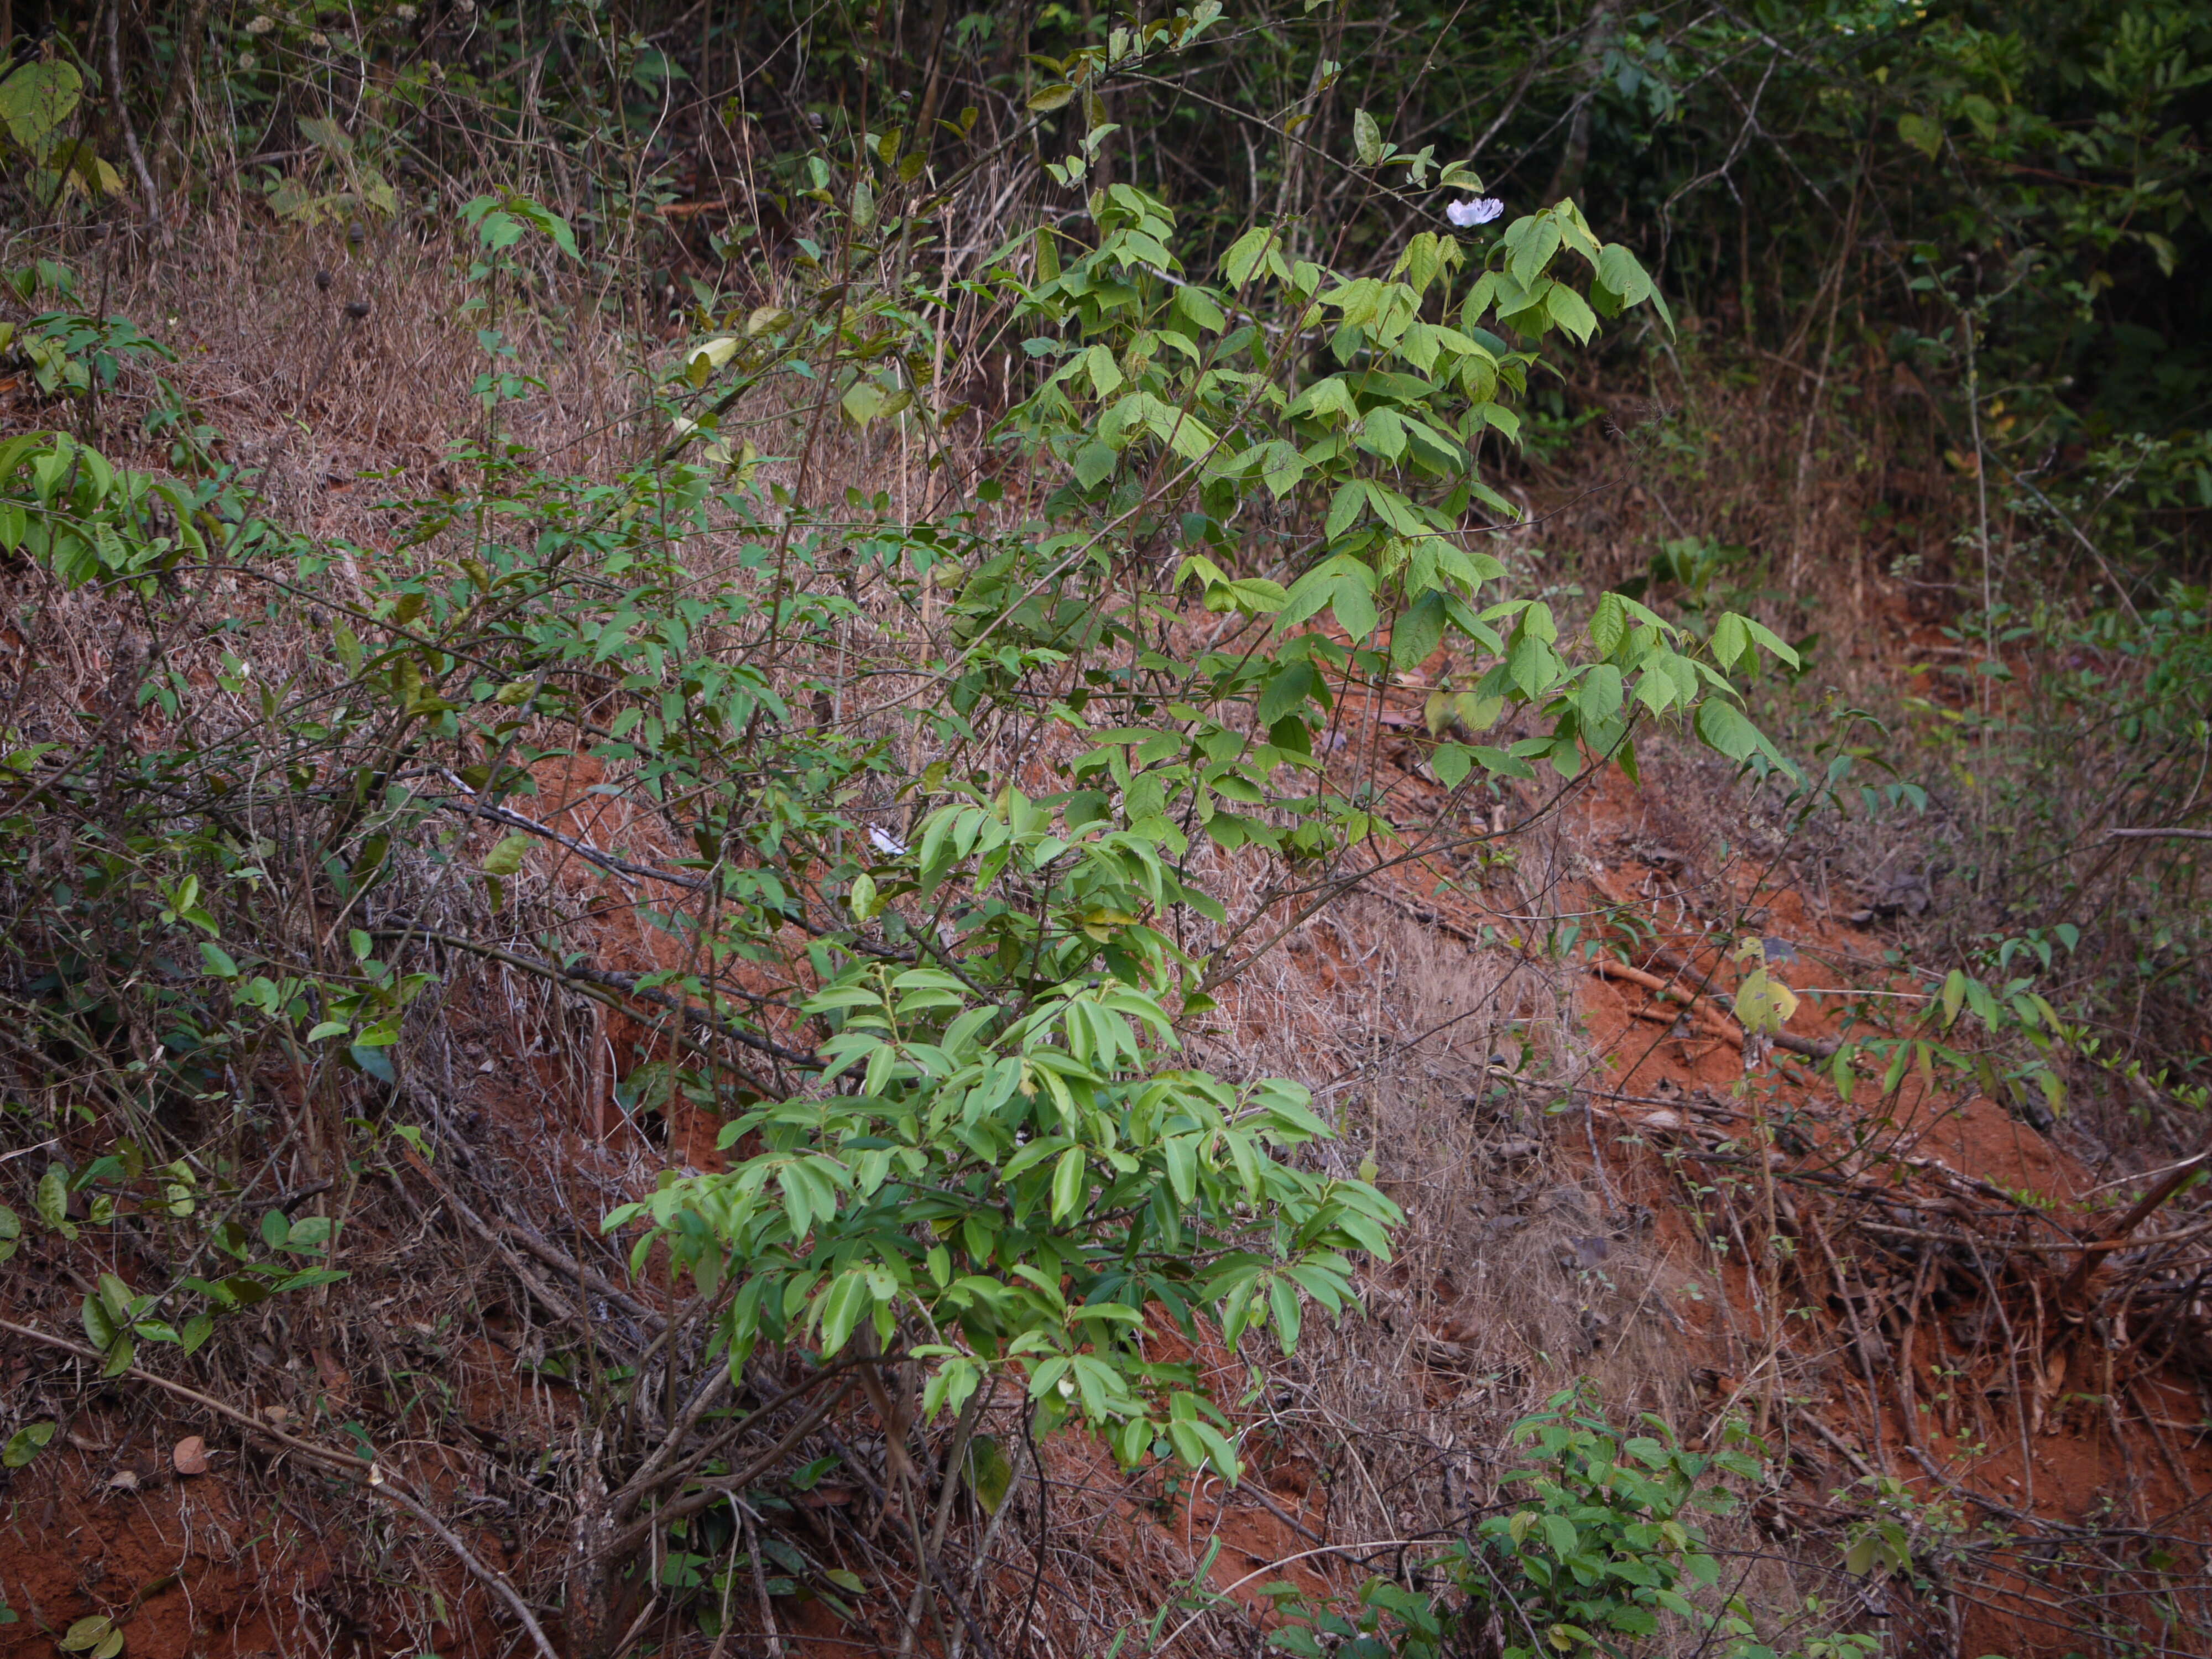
393,3 -> 417,17
238,49 -> 257,67
244,14 -> 275,33
1446,196 -> 1504,228
308,30 -> 328,45
868,826 -> 908,857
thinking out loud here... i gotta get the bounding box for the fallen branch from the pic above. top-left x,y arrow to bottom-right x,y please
1594,954 -> 1841,1058
369,1467 -> 563,1659
1592,959 -> 1745,1049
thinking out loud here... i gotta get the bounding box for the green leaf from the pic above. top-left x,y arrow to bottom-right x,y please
1507,215 -> 1563,289
1258,661 -> 1318,726
1739,615 -> 1800,669
2,1422 -> 55,1468
1710,613 -> 1750,669
1575,662 -> 1624,724
298,114 -> 354,157
1545,283 -> 1598,345
1352,108 -> 1384,167
1173,286 -> 1227,333
269,1268 -> 349,1293
1166,1417 -> 1242,1484
1224,577 -> 1288,614
1050,1146 -> 1088,1222
1692,698 -> 1761,762
816,1269 -> 873,1356
1897,112 -> 1943,159
1256,440 -> 1306,498
1267,1275 -> 1303,1352
1219,225 -> 1276,289
1589,591 -> 1627,657
1391,591 -> 1447,669
1508,627 -> 1559,700
35,1164 -> 70,1234
1594,244 -> 1653,308
1161,1133 -> 1199,1204
1331,581 -> 1378,643
1028,83 -> 1076,113
1324,481 -> 1368,541
964,1434 -> 1014,1514
1941,968 -> 1968,1029
1084,343 -> 1124,397
1072,440 -> 1117,489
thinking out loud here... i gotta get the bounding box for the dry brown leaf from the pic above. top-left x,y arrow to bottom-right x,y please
311,1347 -> 352,1395
173,1435 -> 209,1475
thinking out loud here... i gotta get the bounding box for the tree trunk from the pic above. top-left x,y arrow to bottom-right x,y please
151,0 -> 213,188
1546,0 -> 1619,206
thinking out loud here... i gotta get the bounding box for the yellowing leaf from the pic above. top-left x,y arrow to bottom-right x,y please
1734,968 -> 1799,1037
1080,905 -> 1138,941
0,60 -> 82,149
59,1616 -> 117,1655
482,833 -> 533,879
1352,107 -> 1384,166
686,335 -> 739,386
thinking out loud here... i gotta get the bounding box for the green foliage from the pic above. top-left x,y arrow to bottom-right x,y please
0,430 -> 207,589
615,810 -> 1400,1477
262,112 -> 400,226
0,35 -> 1828,1634
994,176 -> 1791,836
1268,1391 -> 1881,1659
25,3 -> 2190,1647
0,261 -> 174,402
594,127 -> 1806,1490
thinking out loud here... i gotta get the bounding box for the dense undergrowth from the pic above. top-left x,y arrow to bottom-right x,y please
1,2 -> 2210,1657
